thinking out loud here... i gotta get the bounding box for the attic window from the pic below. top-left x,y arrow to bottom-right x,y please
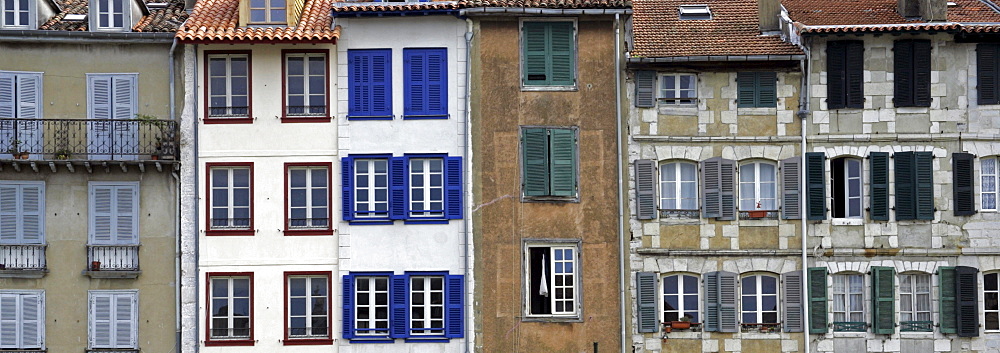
147,2 -> 169,8
947,1 -> 957,6
679,4 -> 712,20
64,14 -> 87,21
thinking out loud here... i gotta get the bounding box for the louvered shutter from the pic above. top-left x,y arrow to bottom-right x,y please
20,184 -> 43,244
0,185 -> 18,244
522,22 -> 549,86
347,51 -> 367,116
914,152 -> 934,220
0,293 -> 16,348
635,71 -> 656,108
371,51 -> 392,117
737,72 -> 757,108
869,152 -> 890,220
956,266 -> 980,337
111,76 -> 137,159
16,73 -> 40,120
445,275 -> 464,338
913,40 -> 932,107
827,41 -> 847,109
113,293 -> 136,348
90,185 -> 114,245
389,157 -> 407,220
977,44 -> 999,105
895,151 -> 916,221
522,128 -> 549,196
808,267 -> 828,334
953,153 -> 976,216
548,128 -> 577,197
718,271 -> 738,332
0,72 -> 14,121
425,50 -> 447,117
719,159 -> 736,220
548,22 -> 575,86
20,293 -> 41,349
703,271 -> 720,332
341,158 -> 354,221
390,275 -> 407,338
348,50 -> 392,118
111,76 -> 135,120
805,152 -> 826,220
701,158 -> 722,218
88,75 -> 113,158
636,272 -> 658,333
404,48 -> 448,118
90,293 -> 112,348
781,157 -> 801,219
445,156 -> 463,220
341,275 -> 355,339
871,266 -> 895,334
846,41 -> 865,108
782,271 -> 804,333
758,72 -> 777,107
894,40 -> 914,107
114,185 -> 138,244
634,159 -> 657,220
937,266 -> 956,334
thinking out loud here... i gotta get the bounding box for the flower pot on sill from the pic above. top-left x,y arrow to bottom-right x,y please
17,152 -> 29,160
670,321 -> 691,330
748,210 -> 768,218
91,261 -> 101,271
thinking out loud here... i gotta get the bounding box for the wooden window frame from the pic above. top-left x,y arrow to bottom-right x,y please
523,240 -> 581,320
283,271 -> 333,345
205,273 -> 254,346
282,49 -> 330,122
284,162 -> 333,235
205,163 -> 254,236
203,50 -> 253,124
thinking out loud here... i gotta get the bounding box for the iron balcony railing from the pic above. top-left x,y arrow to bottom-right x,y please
740,322 -> 781,333
0,244 -> 46,270
87,245 -> 140,271
833,321 -> 868,332
900,320 -> 934,332
0,118 -> 178,161
658,209 -> 700,219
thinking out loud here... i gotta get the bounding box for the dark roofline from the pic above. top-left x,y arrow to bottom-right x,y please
0,30 -> 174,43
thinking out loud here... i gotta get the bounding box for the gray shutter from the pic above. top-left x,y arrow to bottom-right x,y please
635,71 -> 656,108
701,158 -> 721,218
20,184 -> 43,245
113,293 -> 136,348
20,293 -> 41,349
781,157 -> 801,219
0,184 -> 18,244
90,185 -> 115,245
636,272 -> 658,333
0,293 -> 16,348
703,271 -> 720,332
782,271 -> 804,332
635,159 -> 657,220
718,159 -> 736,220
718,271 -> 738,332
114,185 -> 138,244
0,72 -> 14,120
90,293 -> 112,348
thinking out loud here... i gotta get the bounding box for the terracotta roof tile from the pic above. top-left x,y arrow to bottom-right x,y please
783,0 -> 1000,33
176,0 -> 340,42
632,0 -> 802,58
462,0 -> 629,9
39,0 -> 188,32
331,1 -> 463,13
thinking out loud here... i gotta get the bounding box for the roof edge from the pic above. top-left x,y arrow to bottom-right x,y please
460,7 -> 632,15
0,30 -> 174,43
627,54 -> 806,63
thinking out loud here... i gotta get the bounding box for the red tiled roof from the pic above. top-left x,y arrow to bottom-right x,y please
463,0 -> 629,8
783,0 -> 1000,34
332,1 -> 463,12
176,0 -> 340,42
39,0 -> 189,32
632,0 -> 803,58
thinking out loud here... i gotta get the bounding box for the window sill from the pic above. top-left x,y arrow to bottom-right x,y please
284,228 -> 334,236
83,270 -> 141,279
204,339 -> 254,346
521,315 -> 582,323
347,337 -> 394,344
831,218 -> 864,226
404,219 -> 451,225
404,335 -> 451,343
657,105 -> 698,116
521,195 -> 580,203
898,331 -> 934,338
348,220 -> 394,226
831,331 -> 868,337
739,332 -> 783,339
737,107 -> 776,116
283,338 -> 333,346
521,85 -> 578,92
204,117 -> 253,124
281,116 -> 331,123
205,229 -> 255,236
346,115 -> 394,121
403,115 -> 449,120
0,269 -> 47,278
895,106 -> 930,113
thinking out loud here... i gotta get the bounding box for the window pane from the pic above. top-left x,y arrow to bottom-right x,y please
679,75 -> 693,90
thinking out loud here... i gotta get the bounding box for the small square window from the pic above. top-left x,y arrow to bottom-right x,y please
658,74 -> 697,105
91,0 -> 130,31
249,0 -> 286,25
1,0 -> 36,29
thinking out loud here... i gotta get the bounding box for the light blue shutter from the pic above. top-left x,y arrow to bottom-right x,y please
90,184 -> 137,245
90,293 -> 112,348
20,293 -> 41,349
114,185 -> 138,244
389,157 -> 407,220
390,275 -> 407,338
111,75 -> 137,160
0,73 -> 15,159
113,293 -> 136,348
548,128 -> 577,197
0,293 -> 16,348
341,158 -> 354,221
404,48 -> 447,118
444,156 -> 463,220
90,185 -> 114,245
0,185 -> 18,244
16,74 -> 41,157
88,75 -> 113,159
445,275 -> 464,338
20,184 -> 43,244
341,275 -> 355,339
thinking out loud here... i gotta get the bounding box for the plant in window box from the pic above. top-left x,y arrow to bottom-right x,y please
748,201 -> 768,218
55,148 -> 72,160
5,139 -> 28,159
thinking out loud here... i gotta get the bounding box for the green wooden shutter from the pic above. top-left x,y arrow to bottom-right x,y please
701,157 -> 722,218
871,266 -> 895,334
846,41 -> 865,108
781,157 -> 801,220
635,71 -> 656,108
827,42 -> 847,109
636,272 -> 658,333
893,40 -> 915,107
758,72 -> 777,107
978,43 -> 999,105
522,128 -> 549,196
913,40 -> 932,107
548,128 -> 577,197
869,152 -> 890,220
523,22 -> 575,86
895,151 -> 916,221
808,267 -> 829,334
522,22 -> 548,85
703,271 -> 720,332
937,266 -> 957,334
805,152 -> 826,220
548,22 -> 575,86
956,266 -> 980,337
736,72 -> 756,108
634,159 -> 657,220
953,153 -> 976,216
914,152 -> 935,220
782,271 -> 804,332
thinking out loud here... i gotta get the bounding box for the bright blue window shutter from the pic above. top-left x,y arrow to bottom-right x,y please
404,48 -> 448,118
390,275 -> 408,338
371,50 -> 392,117
342,275 -> 355,339
445,274 -> 465,338
348,49 -> 392,118
342,158 -> 354,221
347,51 -> 367,117
445,156 -> 463,219
390,157 -> 407,220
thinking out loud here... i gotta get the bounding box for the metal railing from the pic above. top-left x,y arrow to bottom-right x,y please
658,209 -> 700,219
286,106 -> 327,116
900,320 -> 934,332
87,245 -> 140,271
740,322 -> 781,333
0,244 -> 46,270
208,106 -> 249,117
288,218 -> 330,228
0,118 -> 178,161
833,321 -> 868,332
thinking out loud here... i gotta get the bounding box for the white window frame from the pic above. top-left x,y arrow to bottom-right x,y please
248,0 -> 285,25
832,273 -> 865,323
91,0 -> 129,31
206,54 -> 250,118
409,275 -> 445,336
0,290 -> 44,349
88,182 -> 139,245
409,157 -> 444,218
659,161 -> 698,210
287,275 -> 329,338
288,166 -> 329,229
833,157 -> 863,218
353,158 -> 389,219
983,156 -> 997,211
661,273 -> 700,323
209,166 -> 251,229
657,74 -> 697,105
986,272 -> 1000,331
740,274 -> 779,324
525,242 -> 580,318
739,161 -> 778,211
354,275 -> 390,336
899,273 -> 932,323
209,276 -> 251,339
0,181 -> 45,245
88,290 -> 137,349
284,52 -> 327,117
1,0 -> 35,29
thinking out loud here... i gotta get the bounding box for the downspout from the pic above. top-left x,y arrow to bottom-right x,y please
463,17 -> 474,353
797,35 -> 811,353
168,34 -> 181,353
614,12 -> 627,353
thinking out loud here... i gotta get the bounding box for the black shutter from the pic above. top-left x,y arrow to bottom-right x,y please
913,40 -> 932,107
846,41 -> 865,108
953,153 -> 977,216
827,41 -> 847,109
635,71 -> 656,108
869,152 -> 890,221
956,266 -> 980,337
895,151 -> 916,221
805,152 -> 826,220
915,152 -> 934,220
894,40 -> 914,107
978,43 -> 999,105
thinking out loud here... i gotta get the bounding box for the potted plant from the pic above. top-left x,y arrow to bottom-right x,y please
55,148 -> 72,160
5,139 -> 27,159
90,261 -> 101,271
748,201 -> 768,218
672,315 -> 693,330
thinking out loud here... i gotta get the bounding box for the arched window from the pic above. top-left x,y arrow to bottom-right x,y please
739,161 -> 777,210
740,274 -> 778,324
660,161 -> 698,210
899,272 -> 932,332
832,157 -> 863,218
662,273 -> 699,323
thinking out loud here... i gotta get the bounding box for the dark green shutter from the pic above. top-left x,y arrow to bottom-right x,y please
635,159 -> 657,220
869,152 -> 890,221
636,272 -> 658,333
548,128 -> 577,197
737,72 -> 756,108
523,22 -> 574,86
915,152 -> 934,220
781,157 -> 801,220
913,40 -> 932,106
782,271 -> 804,332
895,151 -> 916,221
758,72 -> 777,107
522,22 -> 548,86
893,40 -> 914,107
871,266 -> 895,334
808,267 -> 829,334
736,72 -> 777,108
953,153 -> 977,216
719,159 -> 736,221
703,271 -> 720,332
522,128 -> 549,196
548,22 -> 575,86
956,266 -> 980,337
701,158 -> 722,218
806,152 -> 826,220
846,41 -> 865,108
938,266 -> 957,334
978,43 -> 999,105
827,41 -> 847,109
635,71 -> 656,108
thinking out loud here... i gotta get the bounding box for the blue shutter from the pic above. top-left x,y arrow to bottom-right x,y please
445,274 -> 464,338
342,275 -> 355,339
341,158 -> 354,221
445,156 -> 463,220
390,275 -> 408,338
348,49 -> 392,119
404,48 -> 448,118
390,157 -> 407,220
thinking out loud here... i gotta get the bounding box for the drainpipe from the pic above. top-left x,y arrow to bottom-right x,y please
168,33 -> 181,353
797,35 -> 811,353
614,12 -> 627,353
463,17 -> 474,353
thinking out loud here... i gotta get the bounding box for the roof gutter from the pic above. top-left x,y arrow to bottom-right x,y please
795,21 -> 963,35
627,54 -> 804,64
0,30 -> 174,43
460,7 -> 632,16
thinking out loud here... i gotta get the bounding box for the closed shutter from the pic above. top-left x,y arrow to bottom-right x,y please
0,72 -> 14,120
0,293 -> 16,348
90,293 -> 112,348
781,157 -> 802,220
403,48 -> 447,118
808,267 -> 829,334
341,275 -> 355,339
956,266 -> 980,337
635,71 -> 656,108
389,157 -> 407,220
869,152 -> 890,220
89,292 -> 135,349
634,159 -> 657,220
19,293 -> 41,349
701,157 -> 722,218
523,22 -> 574,86
895,151 -> 916,220
758,72 -> 777,107
424,50 -> 447,117
548,128 -> 577,197
0,292 -> 40,349
19,184 -> 43,244
782,271 -> 804,332
90,184 -> 138,245
111,75 -> 135,120
718,271 -> 738,333
894,40 -> 915,107
719,159 -> 736,220
0,185 -> 15,243
703,271 -> 720,332
913,40 -> 932,107
16,74 -> 40,121
871,266 -> 895,334
444,156 -> 463,220
805,152 -> 827,220
522,128 -> 549,196
348,50 -> 392,118
114,185 -> 137,244
978,43 -> 999,105
737,72 -> 757,108
445,275 -> 464,338
88,75 -> 113,158
827,41 -> 847,109
341,158 -> 354,221
636,272 -> 658,333
937,266 -> 956,334
522,22 -> 548,85
113,293 -> 136,348
914,152 -> 935,220
953,153 -> 976,216
846,41 -> 865,108
389,275 -> 407,338
548,22 -> 575,86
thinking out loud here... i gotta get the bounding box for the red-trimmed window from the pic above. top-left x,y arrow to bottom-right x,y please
283,50 -> 329,122
207,163 -> 253,235
206,273 -> 254,346
284,272 -> 332,345
285,163 -> 332,235
204,51 -> 252,124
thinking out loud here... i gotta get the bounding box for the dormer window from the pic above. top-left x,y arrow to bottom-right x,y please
2,0 -> 36,29
92,0 -> 130,31
249,0 -> 285,25
678,4 -> 711,20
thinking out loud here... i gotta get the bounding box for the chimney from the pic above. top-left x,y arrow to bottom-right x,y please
759,0 -> 780,32
898,0 -> 947,21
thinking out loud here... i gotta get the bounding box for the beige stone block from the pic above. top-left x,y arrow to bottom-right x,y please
660,115 -> 699,136
931,83 -> 947,97
742,339 -> 781,353
739,226 -> 780,249
811,84 -> 827,98
661,224 -> 701,250
738,115 -> 777,136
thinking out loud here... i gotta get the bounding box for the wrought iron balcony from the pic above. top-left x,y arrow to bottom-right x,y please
833,321 -> 868,332
0,244 -> 47,276
900,320 -> 933,332
658,209 -> 700,219
0,118 -> 178,161
738,210 -> 780,220
740,322 -> 781,333
86,245 -> 140,278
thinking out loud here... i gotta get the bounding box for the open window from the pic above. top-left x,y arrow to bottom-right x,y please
525,242 -> 579,318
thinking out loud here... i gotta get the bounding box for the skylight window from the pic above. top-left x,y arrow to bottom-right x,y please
679,4 -> 712,20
